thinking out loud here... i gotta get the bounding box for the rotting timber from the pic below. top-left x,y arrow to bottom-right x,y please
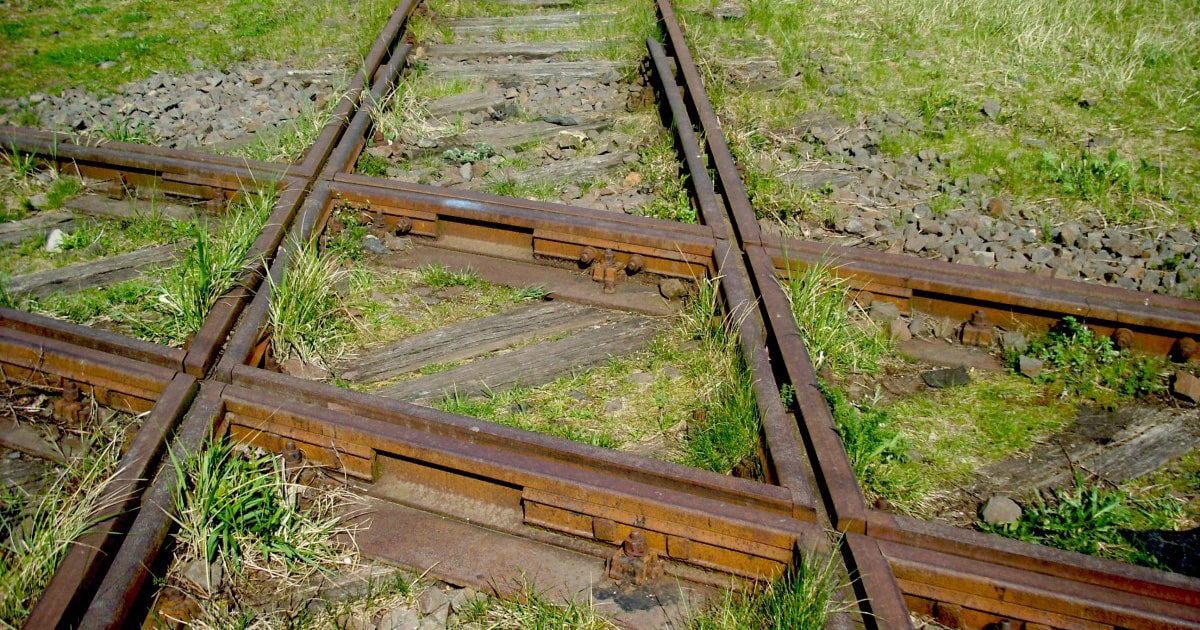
0,0 -> 1197,628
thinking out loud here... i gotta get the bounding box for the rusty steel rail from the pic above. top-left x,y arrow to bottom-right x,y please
655,0 -> 1200,626
0,320 -> 196,628
6,0 -> 1200,627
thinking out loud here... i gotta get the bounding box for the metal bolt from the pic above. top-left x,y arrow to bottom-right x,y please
394,216 -> 413,235
283,440 -> 303,466
61,380 -> 80,403
1179,337 -> 1199,361
623,530 -> 648,558
625,254 -> 645,275
1111,327 -> 1134,350
969,310 -> 989,326
579,246 -> 598,265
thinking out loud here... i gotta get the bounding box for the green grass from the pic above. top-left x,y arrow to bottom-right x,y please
676,0 -> 1200,229
231,91 -> 346,163
427,280 -> 761,472
455,583 -> 616,630
0,210 -> 198,278
169,432 -> 351,581
823,386 -> 914,503
0,0 -> 399,98
780,260 -> 892,376
981,474 -> 1187,570
688,549 -> 845,630
144,189 -> 274,345
1014,316 -> 1169,405
0,408 -> 132,626
267,240 -> 349,366
863,374 -> 1076,516
416,263 -> 483,289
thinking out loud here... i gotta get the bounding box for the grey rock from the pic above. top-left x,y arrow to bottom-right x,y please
981,100 -> 1001,118
180,559 -> 223,595
362,235 -> 389,255
418,587 -> 450,623
542,113 -> 578,126
376,607 -> 421,630
981,495 -> 1022,524
44,228 -> 65,253
889,318 -> 912,342
1018,355 -> 1044,379
1171,371 -> 1200,404
998,330 -> 1027,354
659,278 -> 689,300
921,366 -> 970,388
28,193 -> 50,209
868,301 -> 901,323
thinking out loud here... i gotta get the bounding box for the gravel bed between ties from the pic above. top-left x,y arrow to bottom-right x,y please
0,61 -> 341,152
767,111 -> 1200,299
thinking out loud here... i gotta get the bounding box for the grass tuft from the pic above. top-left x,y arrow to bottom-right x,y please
781,260 -> 892,376
146,189 -> 273,344
689,548 -> 846,630
268,240 -> 349,366
170,433 -> 353,583
0,416 -> 129,626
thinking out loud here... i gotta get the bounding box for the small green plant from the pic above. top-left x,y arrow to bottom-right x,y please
268,240 -> 348,366
417,263 -> 482,289
823,386 -> 911,501
325,207 -> 369,261
91,116 -> 155,145
1039,150 -> 1135,200
441,143 -> 495,164
689,548 -> 845,630
1016,316 -> 1166,402
781,260 -> 892,376
2,147 -> 38,182
170,433 -> 350,579
1,421 -> 128,626
149,189 -> 273,344
456,581 -> 615,630
679,279 -> 762,473
355,151 -> 391,177
980,474 -> 1184,569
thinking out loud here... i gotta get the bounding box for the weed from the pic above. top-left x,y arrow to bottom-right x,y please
780,259 -> 892,376
325,207 -> 369,262
2,148 -> 38,182
823,386 -> 911,501
1039,150 -> 1136,201
170,433 -> 352,581
1015,316 -> 1167,403
355,152 -> 391,177
441,143 -> 496,164
688,548 -> 846,630
0,417 -> 129,626
456,581 -> 616,630
268,240 -> 349,366
416,263 -> 482,289
148,189 -> 273,344
89,116 -> 155,145
678,279 -> 762,473
981,474 -> 1185,569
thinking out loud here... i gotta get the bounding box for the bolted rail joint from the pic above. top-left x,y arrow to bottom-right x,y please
607,530 -> 663,585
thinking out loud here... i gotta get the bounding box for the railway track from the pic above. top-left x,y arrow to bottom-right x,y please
1,0 -> 1198,628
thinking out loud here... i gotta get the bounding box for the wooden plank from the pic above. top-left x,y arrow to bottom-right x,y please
508,152 -> 636,185
374,316 -> 661,402
969,406 -> 1200,498
424,61 -> 625,82
337,301 -> 617,384
446,14 -> 615,33
427,91 -> 507,117
425,42 -> 606,60
8,244 -> 180,297
0,211 -> 77,246
450,116 -> 612,153
63,194 -> 203,223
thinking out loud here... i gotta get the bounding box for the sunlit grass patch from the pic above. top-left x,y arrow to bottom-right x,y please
688,547 -> 846,630
780,260 -> 892,377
